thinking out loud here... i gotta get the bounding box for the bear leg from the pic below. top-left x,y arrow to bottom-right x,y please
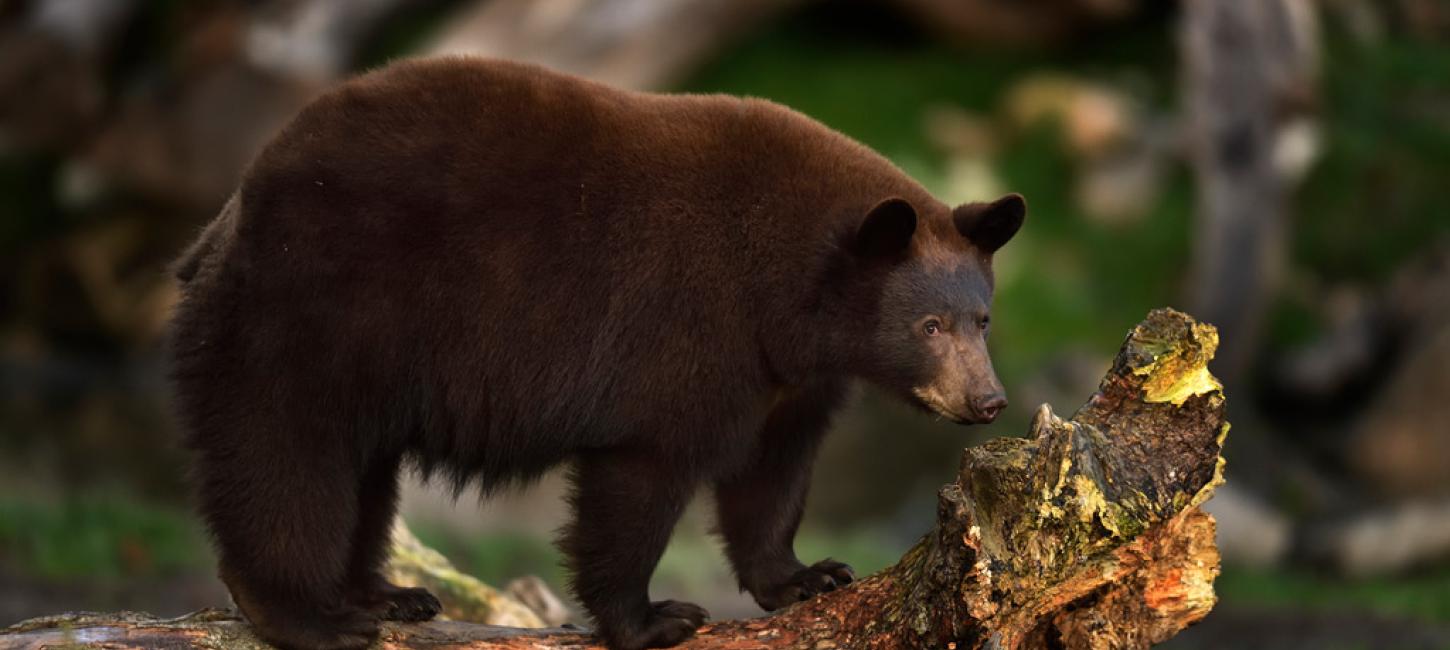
199,448 -> 380,650
713,380 -> 854,611
342,453 -> 441,622
560,450 -> 706,650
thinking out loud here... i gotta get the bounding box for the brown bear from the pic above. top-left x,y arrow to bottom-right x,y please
168,57 -> 1024,650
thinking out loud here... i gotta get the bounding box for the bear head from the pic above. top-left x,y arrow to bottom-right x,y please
841,193 -> 1025,425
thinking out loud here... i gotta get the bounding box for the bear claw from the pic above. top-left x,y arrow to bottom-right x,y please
754,559 -> 855,611
652,599 -> 709,627
381,586 -> 442,622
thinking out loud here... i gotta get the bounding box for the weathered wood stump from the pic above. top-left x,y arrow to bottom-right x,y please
2,308 -> 1227,649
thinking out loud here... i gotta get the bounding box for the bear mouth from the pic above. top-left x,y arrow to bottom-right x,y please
910,386 -> 973,425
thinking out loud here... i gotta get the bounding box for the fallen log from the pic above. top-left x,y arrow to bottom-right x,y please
1,308 -> 1227,649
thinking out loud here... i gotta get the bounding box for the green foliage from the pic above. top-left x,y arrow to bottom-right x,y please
793,527 -> 904,577
0,496 -> 207,579
1295,33 -> 1450,287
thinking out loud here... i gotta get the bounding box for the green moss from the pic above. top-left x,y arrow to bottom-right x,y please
408,524 -> 565,589
1112,509 -> 1146,538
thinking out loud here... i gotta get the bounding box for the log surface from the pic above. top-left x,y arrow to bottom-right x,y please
2,308 -> 1226,650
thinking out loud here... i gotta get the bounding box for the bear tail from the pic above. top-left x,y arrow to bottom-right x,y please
172,192 -> 239,284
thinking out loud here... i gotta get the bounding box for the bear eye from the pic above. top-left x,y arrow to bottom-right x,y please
980,316 -> 991,330
923,319 -> 942,336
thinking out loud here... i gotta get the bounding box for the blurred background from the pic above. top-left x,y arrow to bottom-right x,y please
1,0 -> 1447,647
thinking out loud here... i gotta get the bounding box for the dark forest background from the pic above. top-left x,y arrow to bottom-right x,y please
1,1 -> 1447,647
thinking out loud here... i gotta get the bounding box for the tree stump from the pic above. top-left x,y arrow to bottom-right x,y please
2,308 -> 1227,649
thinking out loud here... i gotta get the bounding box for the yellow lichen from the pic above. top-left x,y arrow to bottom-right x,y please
1070,474 -> 1114,531
1188,423 -> 1231,509
1135,322 -> 1223,405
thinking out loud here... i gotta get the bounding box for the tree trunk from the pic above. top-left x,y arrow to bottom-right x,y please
2,308 -> 1227,650
1181,0 -> 1318,387
425,0 -> 807,91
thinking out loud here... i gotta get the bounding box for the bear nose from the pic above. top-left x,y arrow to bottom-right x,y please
973,394 -> 1008,423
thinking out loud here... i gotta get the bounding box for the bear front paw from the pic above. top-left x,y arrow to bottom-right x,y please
381,585 -> 442,622
753,559 -> 855,611
351,579 -> 442,622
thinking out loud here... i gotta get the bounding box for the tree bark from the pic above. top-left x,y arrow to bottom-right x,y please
2,308 -> 1227,650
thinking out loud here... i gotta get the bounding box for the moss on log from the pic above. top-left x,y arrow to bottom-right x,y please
383,519 -> 548,628
2,308 -> 1226,649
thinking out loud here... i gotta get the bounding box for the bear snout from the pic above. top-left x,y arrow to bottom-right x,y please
969,394 -> 1008,424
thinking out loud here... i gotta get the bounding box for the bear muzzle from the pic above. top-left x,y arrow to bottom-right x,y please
967,393 -> 1008,424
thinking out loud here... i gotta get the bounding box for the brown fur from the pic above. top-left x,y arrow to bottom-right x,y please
168,57 -> 1025,650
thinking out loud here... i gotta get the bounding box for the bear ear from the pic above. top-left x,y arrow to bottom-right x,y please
854,197 -> 917,261
954,193 -> 1026,254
